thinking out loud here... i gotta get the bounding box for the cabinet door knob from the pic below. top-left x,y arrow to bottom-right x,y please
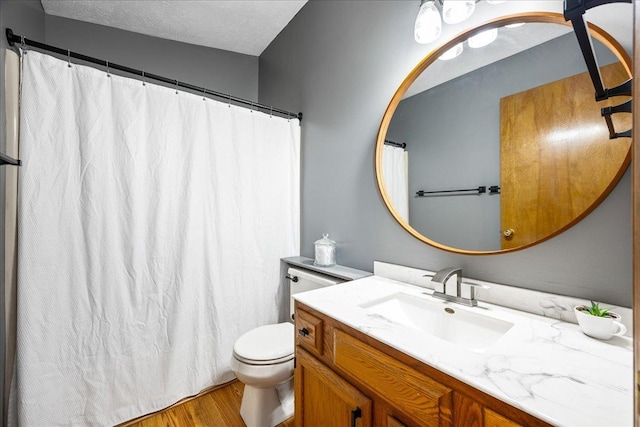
298,328 -> 309,337
351,407 -> 362,427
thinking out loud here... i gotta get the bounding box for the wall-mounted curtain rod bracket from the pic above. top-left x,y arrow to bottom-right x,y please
563,0 -> 632,140
488,185 -> 500,195
596,79 -> 632,101
601,99 -> 632,116
384,139 -> 407,149
5,28 -> 303,122
0,152 -> 21,166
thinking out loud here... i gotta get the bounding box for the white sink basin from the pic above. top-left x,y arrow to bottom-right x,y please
361,292 -> 514,352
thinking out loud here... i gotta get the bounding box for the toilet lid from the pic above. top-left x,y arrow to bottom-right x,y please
233,322 -> 294,364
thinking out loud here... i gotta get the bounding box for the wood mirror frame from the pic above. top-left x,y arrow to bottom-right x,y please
375,12 -> 632,255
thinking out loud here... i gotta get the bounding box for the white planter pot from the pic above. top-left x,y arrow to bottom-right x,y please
574,306 -> 627,340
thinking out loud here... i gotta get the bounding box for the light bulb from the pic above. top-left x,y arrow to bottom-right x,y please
439,43 -> 463,60
468,28 -> 498,48
414,1 -> 442,44
442,0 -> 475,24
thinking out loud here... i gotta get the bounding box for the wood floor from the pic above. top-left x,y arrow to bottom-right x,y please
125,381 -> 294,427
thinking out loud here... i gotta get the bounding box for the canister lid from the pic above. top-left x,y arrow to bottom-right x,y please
314,233 -> 335,246
233,322 -> 294,362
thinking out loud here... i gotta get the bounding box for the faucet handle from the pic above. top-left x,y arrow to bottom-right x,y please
462,281 -> 490,289
461,281 -> 490,300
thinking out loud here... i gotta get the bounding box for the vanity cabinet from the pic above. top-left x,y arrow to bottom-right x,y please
294,303 -> 550,427
296,347 -> 372,427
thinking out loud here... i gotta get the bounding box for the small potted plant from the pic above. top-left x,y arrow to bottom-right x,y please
574,301 -> 627,340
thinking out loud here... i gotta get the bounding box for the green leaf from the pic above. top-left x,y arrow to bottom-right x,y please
586,301 -> 611,317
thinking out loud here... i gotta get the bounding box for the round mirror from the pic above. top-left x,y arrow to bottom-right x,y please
376,12 -> 632,255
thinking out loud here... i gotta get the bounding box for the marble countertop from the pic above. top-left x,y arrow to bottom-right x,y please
293,275 -> 633,427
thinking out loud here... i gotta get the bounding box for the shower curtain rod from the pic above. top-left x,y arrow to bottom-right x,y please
6,28 -> 303,122
384,139 -> 406,149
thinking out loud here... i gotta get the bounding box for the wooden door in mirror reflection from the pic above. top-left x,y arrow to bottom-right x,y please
500,62 -> 631,249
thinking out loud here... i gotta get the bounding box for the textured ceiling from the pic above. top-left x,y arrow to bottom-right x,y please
40,0 -> 308,56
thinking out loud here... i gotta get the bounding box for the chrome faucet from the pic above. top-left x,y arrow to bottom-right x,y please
431,267 -> 462,297
425,267 -> 488,307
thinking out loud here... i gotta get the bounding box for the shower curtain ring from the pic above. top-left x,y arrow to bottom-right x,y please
250,102 -> 254,113
67,49 -> 72,68
21,36 -> 27,54
106,61 -> 110,78
228,94 -> 231,108
270,106 -> 273,118
202,86 -> 206,101
142,71 -> 146,86
175,80 -> 179,95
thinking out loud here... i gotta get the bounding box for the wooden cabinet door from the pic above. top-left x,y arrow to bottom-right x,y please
387,415 -> 407,427
454,392 -> 483,427
295,347 -> 372,427
333,329 -> 453,426
484,409 -> 522,427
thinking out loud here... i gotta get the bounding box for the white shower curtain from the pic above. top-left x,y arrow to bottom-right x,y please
12,51 -> 300,426
382,145 -> 408,222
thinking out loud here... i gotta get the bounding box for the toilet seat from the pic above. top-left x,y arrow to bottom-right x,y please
233,322 -> 294,366
234,352 -> 294,366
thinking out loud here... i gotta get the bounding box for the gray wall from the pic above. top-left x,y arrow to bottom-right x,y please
0,2 -> 632,423
0,0 -> 46,421
258,0 -> 632,307
44,15 -> 259,101
388,33 -> 617,251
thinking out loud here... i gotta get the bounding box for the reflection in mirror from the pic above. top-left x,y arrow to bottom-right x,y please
378,14 -> 631,254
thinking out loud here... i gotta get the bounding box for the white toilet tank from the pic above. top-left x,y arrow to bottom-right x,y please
288,267 -> 345,320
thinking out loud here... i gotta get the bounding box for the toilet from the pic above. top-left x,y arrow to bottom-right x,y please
231,267 -> 344,427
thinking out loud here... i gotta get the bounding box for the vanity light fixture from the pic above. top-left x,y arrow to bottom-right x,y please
438,42 -> 464,60
442,0 -> 475,24
414,0 -> 442,44
414,0 -> 504,44
468,28 -> 498,48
